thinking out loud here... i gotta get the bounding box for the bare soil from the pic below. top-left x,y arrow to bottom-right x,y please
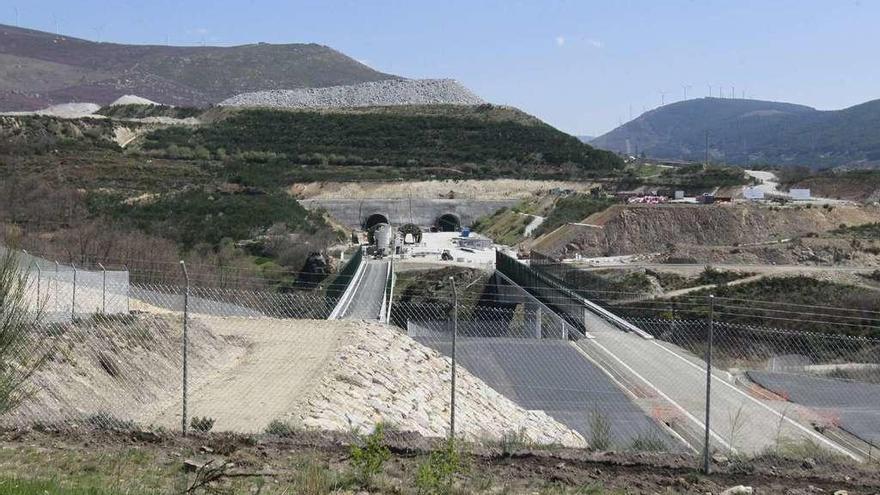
1,427 -> 878,494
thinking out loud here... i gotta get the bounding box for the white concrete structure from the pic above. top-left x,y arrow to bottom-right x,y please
743,186 -> 765,200
790,188 -> 811,200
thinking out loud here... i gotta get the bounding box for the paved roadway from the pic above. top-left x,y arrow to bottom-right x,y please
577,311 -> 859,458
748,371 -> 880,448
341,260 -> 389,320
418,336 -> 680,450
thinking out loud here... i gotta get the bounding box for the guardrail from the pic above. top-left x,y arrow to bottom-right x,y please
495,250 -> 652,339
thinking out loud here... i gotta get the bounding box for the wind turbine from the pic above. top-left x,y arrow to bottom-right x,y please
682,85 -> 692,101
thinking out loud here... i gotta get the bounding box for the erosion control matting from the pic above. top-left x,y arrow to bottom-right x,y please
418,337 -> 681,450
748,371 -> 880,448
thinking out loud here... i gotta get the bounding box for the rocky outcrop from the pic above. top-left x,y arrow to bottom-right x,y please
533,204 -> 880,259
219,79 -> 484,109
288,322 -> 587,448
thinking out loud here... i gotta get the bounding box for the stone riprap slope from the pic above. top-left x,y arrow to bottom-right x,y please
219,79 -> 484,109
289,322 -> 587,448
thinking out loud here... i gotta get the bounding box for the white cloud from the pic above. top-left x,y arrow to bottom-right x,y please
586,38 -> 604,48
187,27 -> 209,36
555,35 -> 565,47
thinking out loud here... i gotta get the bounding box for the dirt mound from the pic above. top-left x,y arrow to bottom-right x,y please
109,95 -> 158,106
533,203 -> 880,259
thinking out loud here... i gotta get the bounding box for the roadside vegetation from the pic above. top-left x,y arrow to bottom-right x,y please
651,276 -> 880,338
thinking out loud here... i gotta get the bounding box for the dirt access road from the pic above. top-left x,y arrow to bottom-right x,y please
149,317 -> 353,433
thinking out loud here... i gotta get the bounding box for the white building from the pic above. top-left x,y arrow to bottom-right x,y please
789,188 -> 811,200
744,187 -> 765,200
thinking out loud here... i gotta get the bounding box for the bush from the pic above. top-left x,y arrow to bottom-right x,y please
0,250 -> 43,415
589,410 -> 612,451
495,428 -> 530,457
415,440 -> 462,495
190,416 -> 215,432
264,419 -> 301,436
349,423 -> 391,486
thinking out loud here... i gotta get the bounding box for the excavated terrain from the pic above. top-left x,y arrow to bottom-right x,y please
532,203 -> 880,259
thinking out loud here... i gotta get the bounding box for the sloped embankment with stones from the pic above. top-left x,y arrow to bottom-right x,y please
219,79 -> 484,109
286,322 -> 587,448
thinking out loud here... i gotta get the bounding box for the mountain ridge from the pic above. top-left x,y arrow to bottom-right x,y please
591,97 -> 880,168
0,23 -> 398,110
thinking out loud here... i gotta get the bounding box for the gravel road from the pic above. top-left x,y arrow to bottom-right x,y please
149,317 -> 352,433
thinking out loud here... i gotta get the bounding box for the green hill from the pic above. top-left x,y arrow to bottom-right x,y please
137,105 -> 623,182
591,97 -> 880,168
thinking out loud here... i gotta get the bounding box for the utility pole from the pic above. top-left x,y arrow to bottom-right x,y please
449,277 -> 458,441
705,130 -> 710,167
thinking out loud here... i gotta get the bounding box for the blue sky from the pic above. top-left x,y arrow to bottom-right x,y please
4,0 -> 877,136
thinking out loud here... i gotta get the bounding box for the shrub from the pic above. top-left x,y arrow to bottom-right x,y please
628,431 -> 666,452
589,410 -> 612,451
349,423 -> 391,486
496,428 -> 530,456
0,250 -> 44,414
264,419 -> 300,436
415,440 -> 462,495
190,416 -> 215,432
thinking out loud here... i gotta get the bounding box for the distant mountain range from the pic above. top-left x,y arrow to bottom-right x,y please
0,24 -> 397,110
591,97 -> 880,168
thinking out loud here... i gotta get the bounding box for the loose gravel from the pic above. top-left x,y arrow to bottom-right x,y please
219,78 -> 484,109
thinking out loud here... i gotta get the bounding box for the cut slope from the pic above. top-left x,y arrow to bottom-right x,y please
532,204 -> 880,258
0,23 -> 398,110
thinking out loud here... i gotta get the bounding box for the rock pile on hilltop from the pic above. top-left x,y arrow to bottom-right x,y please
219,79 -> 484,109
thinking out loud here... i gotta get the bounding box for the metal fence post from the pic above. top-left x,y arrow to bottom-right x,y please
180,261 -> 190,436
54,261 -> 59,313
449,277 -> 458,441
98,263 -> 106,314
34,261 -> 41,305
123,265 -> 130,314
71,263 -> 77,320
703,295 -> 715,474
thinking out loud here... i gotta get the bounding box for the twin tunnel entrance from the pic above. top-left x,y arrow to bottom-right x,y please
363,213 -> 461,232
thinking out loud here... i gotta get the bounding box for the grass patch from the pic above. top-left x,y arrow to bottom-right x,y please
533,195 -> 616,237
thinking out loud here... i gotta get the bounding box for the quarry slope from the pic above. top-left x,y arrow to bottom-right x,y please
532,203 -> 880,259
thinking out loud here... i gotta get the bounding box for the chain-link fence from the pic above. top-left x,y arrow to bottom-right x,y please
3,249 -> 879,470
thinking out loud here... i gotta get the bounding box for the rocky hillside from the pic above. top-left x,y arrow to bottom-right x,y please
220,79 -> 484,108
532,203 -> 880,259
591,97 -> 880,168
0,24 -> 397,110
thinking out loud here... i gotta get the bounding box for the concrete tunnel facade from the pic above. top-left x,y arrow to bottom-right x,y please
299,199 -> 519,230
